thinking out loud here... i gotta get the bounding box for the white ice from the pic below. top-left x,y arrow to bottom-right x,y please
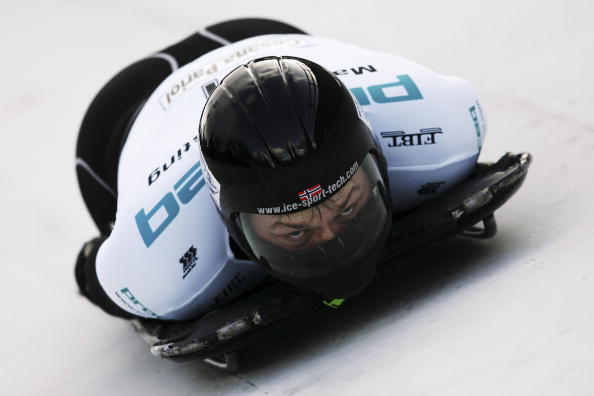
1,0 -> 593,394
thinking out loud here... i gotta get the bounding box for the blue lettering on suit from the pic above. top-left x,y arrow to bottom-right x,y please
350,74 -> 423,106
135,161 -> 205,248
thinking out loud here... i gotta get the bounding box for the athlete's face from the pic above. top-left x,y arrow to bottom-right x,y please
248,168 -> 373,251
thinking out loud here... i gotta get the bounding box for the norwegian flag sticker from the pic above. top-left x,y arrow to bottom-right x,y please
298,184 -> 322,202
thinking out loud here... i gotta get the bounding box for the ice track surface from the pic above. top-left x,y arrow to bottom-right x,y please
2,0 -> 593,395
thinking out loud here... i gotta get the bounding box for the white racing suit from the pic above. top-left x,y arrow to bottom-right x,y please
76,23 -> 486,321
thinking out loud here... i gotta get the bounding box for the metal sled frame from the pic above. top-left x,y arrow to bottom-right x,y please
382,152 -> 532,261
134,152 -> 532,366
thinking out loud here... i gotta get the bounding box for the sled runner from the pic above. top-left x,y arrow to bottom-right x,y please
132,152 -> 532,372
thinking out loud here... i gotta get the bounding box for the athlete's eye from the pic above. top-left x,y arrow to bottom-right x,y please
340,206 -> 354,216
288,230 -> 305,239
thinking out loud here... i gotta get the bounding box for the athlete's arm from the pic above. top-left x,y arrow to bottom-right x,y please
75,236 -> 137,319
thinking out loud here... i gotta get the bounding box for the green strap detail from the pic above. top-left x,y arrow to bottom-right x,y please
323,298 -> 345,309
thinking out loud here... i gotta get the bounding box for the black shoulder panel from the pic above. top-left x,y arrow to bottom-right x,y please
206,18 -> 307,42
160,33 -> 222,67
75,18 -> 306,232
76,57 -> 173,231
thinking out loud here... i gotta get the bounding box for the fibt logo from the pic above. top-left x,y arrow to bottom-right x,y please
135,161 -> 205,248
381,128 -> 443,147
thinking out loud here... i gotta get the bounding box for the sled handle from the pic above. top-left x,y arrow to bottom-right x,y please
460,214 -> 497,239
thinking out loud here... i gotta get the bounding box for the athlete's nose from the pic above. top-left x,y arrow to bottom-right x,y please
315,222 -> 339,244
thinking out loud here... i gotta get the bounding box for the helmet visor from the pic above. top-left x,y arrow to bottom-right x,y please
238,154 -> 389,282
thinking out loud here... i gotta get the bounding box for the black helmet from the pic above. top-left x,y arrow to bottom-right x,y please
199,56 -> 392,298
